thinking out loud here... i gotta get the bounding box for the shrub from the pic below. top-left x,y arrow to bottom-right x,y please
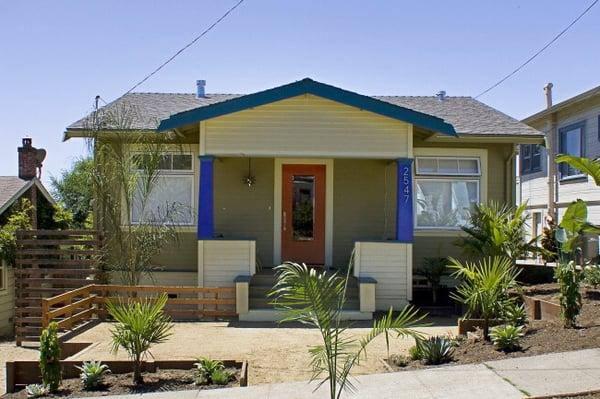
408,344 -> 422,361
0,199 -> 33,265
193,357 -> 225,385
502,301 -> 527,327
107,293 -> 173,384
210,368 -> 233,385
388,354 -> 409,367
490,324 -> 524,352
76,361 -> 111,390
25,384 -> 48,398
450,256 -> 520,339
39,322 -> 61,392
584,265 -> 600,288
418,336 -> 454,365
555,261 -> 583,328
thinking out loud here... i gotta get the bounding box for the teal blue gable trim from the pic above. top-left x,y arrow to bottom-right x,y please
157,78 -> 457,136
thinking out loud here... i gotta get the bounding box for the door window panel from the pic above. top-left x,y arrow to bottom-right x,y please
292,175 -> 315,240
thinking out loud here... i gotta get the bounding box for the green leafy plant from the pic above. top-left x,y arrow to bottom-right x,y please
408,344 -> 422,361
39,322 -> 61,392
540,215 -> 558,262
193,357 -> 225,385
450,256 -> 520,340
50,156 -> 94,227
210,368 -> 233,385
388,354 -> 409,367
107,293 -> 173,384
417,336 -> 454,365
0,199 -> 33,265
416,257 -> 447,304
554,261 -> 583,328
502,301 -> 527,327
583,264 -> 600,288
556,199 -> 600,260
458,202 -> 539,261
490,324 -> 524,352
76,361 -> 111,390
269,262 -> 427,399
25,383 -> 49,398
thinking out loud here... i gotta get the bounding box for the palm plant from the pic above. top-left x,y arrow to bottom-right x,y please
416,257 -> 447,304
107,293 -> 173,384
449,256 -> 520,340
458,202 -> 539,261
269,262 -> 427,399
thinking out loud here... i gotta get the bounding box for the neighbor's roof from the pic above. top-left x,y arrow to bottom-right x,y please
523,83 -> 600,124
0,177 -> 55,216
67,78 -> 542,138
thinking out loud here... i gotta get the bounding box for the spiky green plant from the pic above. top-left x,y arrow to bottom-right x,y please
107,293 -> 173,384
76,361 -> 111,390
449,256 -> 520,340
210,368 -> 233,385
554,261 -> 583,328
584,264 -> 600,288
269,262 -> 427,399
490,324 -> 524,352
39,322 -> 61,392
502,301 -> 527,327
25,383 -> 48,398
458,202 -> 539,261
193,357 -> 225,385
418,336 -> 454,365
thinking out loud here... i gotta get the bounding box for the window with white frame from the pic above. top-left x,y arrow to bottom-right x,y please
131,152 -> 194,225
559,122 -> 585,179
415,156 -> 480,229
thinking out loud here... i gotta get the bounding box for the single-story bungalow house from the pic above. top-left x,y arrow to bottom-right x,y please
65,78 -> 543,320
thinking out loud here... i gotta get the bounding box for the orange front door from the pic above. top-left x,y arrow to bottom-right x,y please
281,164 -> 326,265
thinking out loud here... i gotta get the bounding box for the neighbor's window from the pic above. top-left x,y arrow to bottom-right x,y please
131,152 -> 194,225
415,156 -> 480,229
520,144 -> 542,175
559,122 -> 584,179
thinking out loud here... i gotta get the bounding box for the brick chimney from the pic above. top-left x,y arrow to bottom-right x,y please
18,138 -> 38,180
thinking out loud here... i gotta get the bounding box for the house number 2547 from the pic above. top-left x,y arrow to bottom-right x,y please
402,166 -> 410,203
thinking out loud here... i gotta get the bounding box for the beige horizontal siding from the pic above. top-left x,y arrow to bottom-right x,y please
205,94 -> 410,158
354,242 -> 411,310
198,240 -> 255,288
0,264 -> 14,337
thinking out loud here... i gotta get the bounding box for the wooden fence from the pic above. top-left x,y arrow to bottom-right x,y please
15,230 -> 102,345
41,284 -> 237,332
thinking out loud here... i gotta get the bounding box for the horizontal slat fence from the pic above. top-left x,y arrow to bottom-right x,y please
15,230 -> 102,346
42,284 -> 237,334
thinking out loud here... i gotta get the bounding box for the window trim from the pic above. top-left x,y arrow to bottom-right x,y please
558,121 -> 586,180
415,156 -> 481,177
414,177 -> 480,230
520,144 -> 542,175
0,261 -> 6,291
130,151 -> 195,226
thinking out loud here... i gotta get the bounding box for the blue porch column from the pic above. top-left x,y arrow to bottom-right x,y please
396,158 -> 414,242
197,156 -> 214,239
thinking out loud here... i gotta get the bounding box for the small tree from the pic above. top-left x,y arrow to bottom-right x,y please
0,199 -> 33,265
554,261 -> 583,328
449,256 -> 520,340
50,157 -> 94,227
39,322 -> 61,392
270,262 -> 426,399
416,257 -> 447,304
107,293 -> 173,384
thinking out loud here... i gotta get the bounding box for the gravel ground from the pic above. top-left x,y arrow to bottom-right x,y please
0,339 -> 39,394
64,318 -> 456,386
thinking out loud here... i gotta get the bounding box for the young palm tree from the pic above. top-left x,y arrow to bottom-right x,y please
270,262 -> 426,399
107,293 -> 173,384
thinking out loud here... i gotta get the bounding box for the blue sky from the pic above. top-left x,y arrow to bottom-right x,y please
1,1 -> 598,187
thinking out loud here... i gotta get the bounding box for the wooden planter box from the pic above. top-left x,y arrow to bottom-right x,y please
523,295 -> 561,321
5,359 -> 248,393
458,318 -> 503,335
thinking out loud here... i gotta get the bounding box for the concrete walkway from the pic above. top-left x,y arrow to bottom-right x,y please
80,349 -> 600,399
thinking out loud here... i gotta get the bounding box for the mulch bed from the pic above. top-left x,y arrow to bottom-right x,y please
2,368 -> 240,398
387,284 -> 600,371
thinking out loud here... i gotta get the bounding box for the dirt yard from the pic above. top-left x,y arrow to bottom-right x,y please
62,318 -> 456,387
0,339 -> 39,394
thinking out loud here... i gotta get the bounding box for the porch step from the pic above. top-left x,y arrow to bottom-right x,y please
240,309 -> 373,322
249,297 -> 360,310
249,285 -> 359,298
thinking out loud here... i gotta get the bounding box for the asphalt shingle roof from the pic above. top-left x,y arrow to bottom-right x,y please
0,176 -> 30,214
68,92 -> 542,137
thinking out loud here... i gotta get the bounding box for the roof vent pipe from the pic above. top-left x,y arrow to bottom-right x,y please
436,90 -> 446,101
196,80 -> 206,98
544,82 -> 553,109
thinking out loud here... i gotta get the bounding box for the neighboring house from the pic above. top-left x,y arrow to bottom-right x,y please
519,84 -> 600,260
0,138 -> 55,336
65,78 -> 543,320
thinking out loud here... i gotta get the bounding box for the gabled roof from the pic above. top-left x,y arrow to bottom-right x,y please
66,78 -> 543,139
156,78 -> 457,136
523,83 -> 600,124
0,177 -> 55,216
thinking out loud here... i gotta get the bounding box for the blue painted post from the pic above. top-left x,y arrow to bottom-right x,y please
396,158 -> 414,242
197,156 -> 214,239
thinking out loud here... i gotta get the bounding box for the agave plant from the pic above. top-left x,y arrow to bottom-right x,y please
76,361 -> 111,390
193,357 -> 227,386
25,384 -> 48,398
418,336 -> 455,365
269,262 -> 427,399
107,293 -> 173,385
490,324 -> 524,352
449,256 -> 520,340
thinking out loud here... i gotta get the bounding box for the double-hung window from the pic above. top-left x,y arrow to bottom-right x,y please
414,157 -> 480,229
131,152 -> 194,225
520,144 -> 542,174
559,122 -> 585,179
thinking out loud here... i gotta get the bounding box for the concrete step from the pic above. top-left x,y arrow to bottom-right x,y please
249,285 -> 359,298
249,297 -> 360,310
240,309 -> 372,322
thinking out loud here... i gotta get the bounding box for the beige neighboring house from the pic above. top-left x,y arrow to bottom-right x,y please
519,84 -> 600,260
65,78 -> 543,320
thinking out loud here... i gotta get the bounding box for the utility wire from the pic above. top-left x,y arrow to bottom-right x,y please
123,0 -> 247,95
474,0 -> 598,99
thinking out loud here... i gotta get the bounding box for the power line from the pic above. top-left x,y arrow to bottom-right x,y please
123,0 -> 247,96
474,0 -> 598,99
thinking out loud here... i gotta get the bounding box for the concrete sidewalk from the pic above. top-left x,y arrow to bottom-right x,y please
79,348 -> 600,399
